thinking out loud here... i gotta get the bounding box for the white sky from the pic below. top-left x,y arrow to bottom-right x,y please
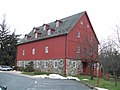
0,0 -> 120,41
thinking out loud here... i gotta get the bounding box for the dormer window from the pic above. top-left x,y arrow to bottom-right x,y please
48,29 -> 51,35
47,28 -> 55,35
43,24 -> 49,30
25,34 -> 31,40
55,20 -> 62,27
34,32 -> 41,38
33,27 -> 36,33
35,32 -> 38,38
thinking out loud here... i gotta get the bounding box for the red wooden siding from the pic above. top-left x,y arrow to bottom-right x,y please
16,35 -> 66,60
66,13 -> 98,60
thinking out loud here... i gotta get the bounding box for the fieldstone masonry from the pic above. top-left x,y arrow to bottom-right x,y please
66,59 -> 83,75
17,59 -> 83,75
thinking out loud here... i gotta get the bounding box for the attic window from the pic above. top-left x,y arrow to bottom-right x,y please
35,32 -> 38,38
87,24 -> 89,28
43,24 -> 49,30
55,20 -> 62,27
80,21 -> 83,25
25,34 -> 31,40
33,28 -> 36,33
48,29 -> 51,35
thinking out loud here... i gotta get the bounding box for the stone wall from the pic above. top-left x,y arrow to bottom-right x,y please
17,59 -> 83,75
66,59 -> 83,76
17,59 -> 64,75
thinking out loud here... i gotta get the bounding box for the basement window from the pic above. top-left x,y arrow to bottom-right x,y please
54,61 -> 58,68
44,61 -> 48,68
72,61 -> 76,68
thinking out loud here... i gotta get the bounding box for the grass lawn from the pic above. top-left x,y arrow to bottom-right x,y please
21,72 -> 35,76
21,71 -> 49,76
78,75 -> 120,90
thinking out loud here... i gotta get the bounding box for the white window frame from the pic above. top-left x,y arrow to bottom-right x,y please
77,31 -> 80,38
32,48 -> 35,55
44,61 -> 48,68
45,46 -> 48,53
36,61 -> 40,68
80,21 -> 83,25
56,21 -> 59,27
22,50 -> 25,55
87,24 -> 89,28
43,25 -> 46,30
35,33 -> 38,38
48,29 -> 51,35
77,46 -> 80,54
90,36 -> 93,43
54,61 -> 58,68
72,61 -> 76,68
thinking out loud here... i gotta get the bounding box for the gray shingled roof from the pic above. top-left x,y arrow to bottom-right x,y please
18,11 -> 85,45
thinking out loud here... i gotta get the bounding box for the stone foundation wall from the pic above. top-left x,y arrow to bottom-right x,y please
66,59 -> 83,76
17,59 -> 64,75
17,59 -> 83,75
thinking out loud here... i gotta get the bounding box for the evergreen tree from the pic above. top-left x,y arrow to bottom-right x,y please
0,15 -> 20,66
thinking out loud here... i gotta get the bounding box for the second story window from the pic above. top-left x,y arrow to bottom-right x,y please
77,31 -> 80,38
45,46 -> 48,53
22,50 -> 25,55
32,48 -> 35,55
77,46 -> 80,54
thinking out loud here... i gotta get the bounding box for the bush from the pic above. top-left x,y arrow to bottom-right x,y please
16,66 -> 24,71
24,61 -> 34,72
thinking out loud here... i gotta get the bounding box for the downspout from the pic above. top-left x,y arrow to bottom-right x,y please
64,35 -> 67,76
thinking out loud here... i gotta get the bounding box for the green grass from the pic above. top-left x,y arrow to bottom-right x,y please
78,75 -> 120,90
21,71 -> 49,76
21,72 -> 35,76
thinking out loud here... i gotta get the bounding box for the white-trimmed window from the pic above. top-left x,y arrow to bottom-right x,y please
54,61 -> 58,68
72,61 -> 76,68
43,25 -> 46,30
32,48 -> 35,55
90,36 -> 93,43
44,61 -> 48,68
48,29 -> 51,35
45,46 -> 48,53
35,33 -> 38,38
36,61 -> 40,68
77,46 -> 80,53
77,31 -> 80,38
80,21 -> 83,25
56,21 -> 59,27
22,50 -> 25,55
87,24 -> 89,28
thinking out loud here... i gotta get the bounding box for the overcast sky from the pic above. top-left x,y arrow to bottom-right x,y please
0,0 -> 120,41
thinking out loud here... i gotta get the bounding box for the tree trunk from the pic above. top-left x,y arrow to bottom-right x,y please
90,62 -> 94,80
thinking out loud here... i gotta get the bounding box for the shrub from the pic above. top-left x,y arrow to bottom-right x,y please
24,61 -> 34,72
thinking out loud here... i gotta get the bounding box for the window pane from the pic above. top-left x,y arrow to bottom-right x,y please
45,46 -> 48,53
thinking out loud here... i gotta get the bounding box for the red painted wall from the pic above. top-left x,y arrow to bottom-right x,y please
17,35 -> 66,61
66,13 -> 99,60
